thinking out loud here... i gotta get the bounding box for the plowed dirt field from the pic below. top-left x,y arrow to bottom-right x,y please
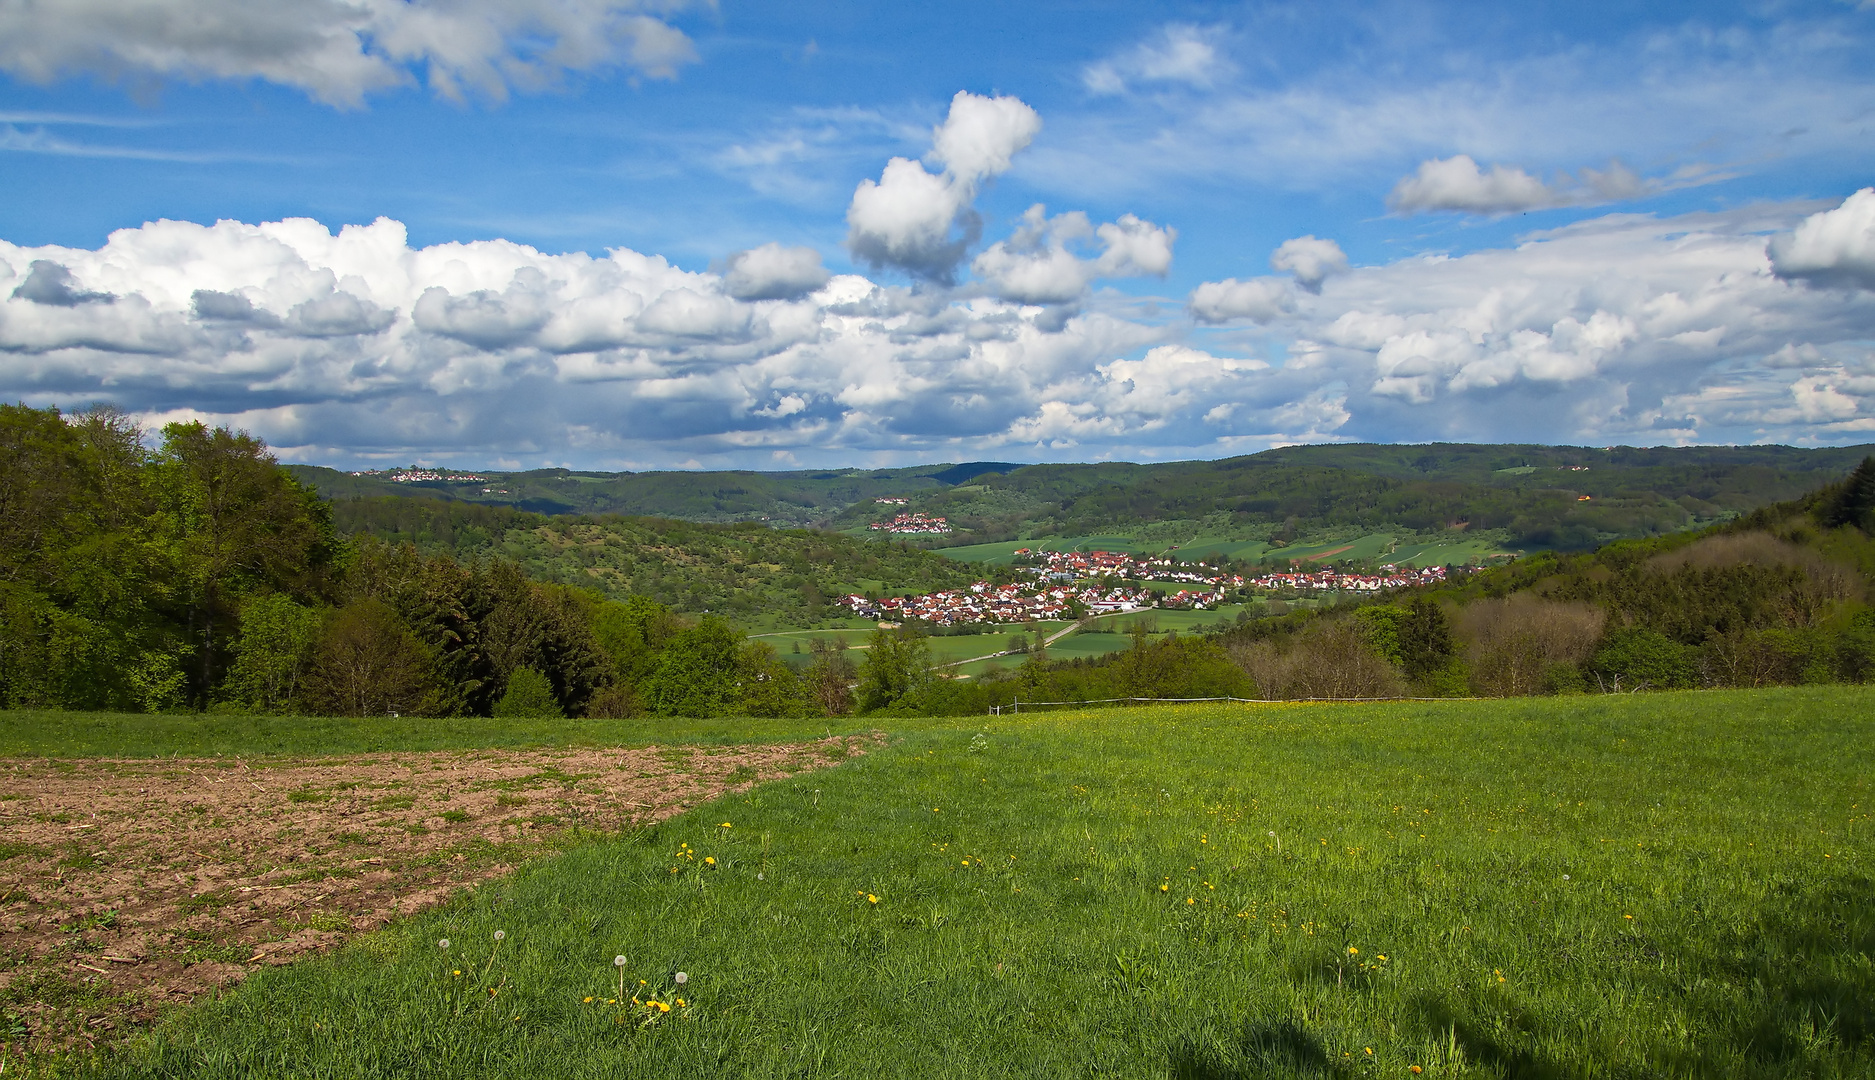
0,735 -> 875,1052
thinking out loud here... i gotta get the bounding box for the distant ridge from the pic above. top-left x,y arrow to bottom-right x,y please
929,462 -> 1024,485
288,443 -> 1875,550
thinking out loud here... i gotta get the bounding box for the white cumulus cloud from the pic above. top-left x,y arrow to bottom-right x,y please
971,205 -> 1175,305
718,243 -> 830,301
1269,235 -> 1347,292
0,0 -> 701,108
4,194 -> 1873,468
1186,276 -> 1293,325
846,91 -> 1041,282
1770,187 -> 1875,291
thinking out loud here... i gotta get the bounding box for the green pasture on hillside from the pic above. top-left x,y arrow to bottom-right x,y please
1041,631 -> 1134,661
1387,538 -> 1520,567
54,686 -> 1874,1079
935,535 -> 1168,564
1258,533 -> 1397,564
1167,538 -> 1274,563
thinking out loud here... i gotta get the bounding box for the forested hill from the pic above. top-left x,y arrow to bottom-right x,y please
291,443 -> 1874,551
904,443 -> 1875,549
330,498 -> 976,626
289,460 -> 1020,527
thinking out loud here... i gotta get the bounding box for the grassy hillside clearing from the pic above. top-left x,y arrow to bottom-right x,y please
45,686 -> 1875,1079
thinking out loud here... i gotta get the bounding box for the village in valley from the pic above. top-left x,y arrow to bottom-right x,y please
839,523 -> 1451,626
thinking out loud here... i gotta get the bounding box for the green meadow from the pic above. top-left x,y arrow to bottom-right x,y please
35,687 -> 1875,1078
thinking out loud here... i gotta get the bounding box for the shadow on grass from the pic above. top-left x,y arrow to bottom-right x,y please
1716,872 -> 1875,1073
1397,873 -> 1875,1079
1168,1019 -> 1346,1079
1407,995 -> 1567,1080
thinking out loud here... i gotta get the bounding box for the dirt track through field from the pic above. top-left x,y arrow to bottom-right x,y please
0,736 -> 876,1052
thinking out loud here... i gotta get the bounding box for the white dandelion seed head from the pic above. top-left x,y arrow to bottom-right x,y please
614,955 -> 627,967
674,971 -> 688,985
1562,874 -> 1571,880
494,930 -> 506,941
756,872 -> 765,880
438,939 -> 450,950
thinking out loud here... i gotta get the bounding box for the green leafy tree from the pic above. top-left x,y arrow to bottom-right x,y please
592,595 -> 683,688
222,594 -> 323,713
0,405 -> 167,709
856,626 -> 932,713
1591,627 -> 1697,691
739,641 -> 814,718
300,599 -> 448,717
641,617 -> 746,718
151,422 -> 338,703
493,667 -> 564,718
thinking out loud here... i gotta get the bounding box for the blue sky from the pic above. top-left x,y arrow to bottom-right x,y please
1,0 -> 1872,469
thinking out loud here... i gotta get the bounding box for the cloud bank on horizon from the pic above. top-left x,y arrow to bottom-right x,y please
0,1 -> 1872,469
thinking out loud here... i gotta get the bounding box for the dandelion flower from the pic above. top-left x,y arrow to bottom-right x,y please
1187,898 -> 1195,905
438,939 -> 450,950
1364,1047 -> 1373,1056
452,969 -> 462,976
675,998 -> 686,1007
867,894 -> 878,904
494,930 -> 506,941
674,972 -> 688,985
615,955 -> 627,967
657,1001 -> 671,1013
1411,1068 -> 1423,1074
705,856 -> 716,866
1160,884 -> 1169,893
1348,946 -> 1358,955
720,822 -> 732,828
583,996 -> 594,1003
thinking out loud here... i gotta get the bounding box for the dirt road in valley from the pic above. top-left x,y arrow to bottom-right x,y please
0,735 -> 875,1051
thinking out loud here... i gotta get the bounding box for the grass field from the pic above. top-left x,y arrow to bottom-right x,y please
0,710 -> 854,758
18,687 -> 1875,1078
1168,538 -> 1275,563
935,535 -> 1169,564
1387,538 -> 1520,567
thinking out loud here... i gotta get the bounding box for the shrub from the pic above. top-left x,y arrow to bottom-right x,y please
492,667 -> 563,719
1458,596 -> 1604,697
1591,627 -> 1696,691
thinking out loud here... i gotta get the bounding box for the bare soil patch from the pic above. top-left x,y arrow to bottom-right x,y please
0,735 -> 876,1053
